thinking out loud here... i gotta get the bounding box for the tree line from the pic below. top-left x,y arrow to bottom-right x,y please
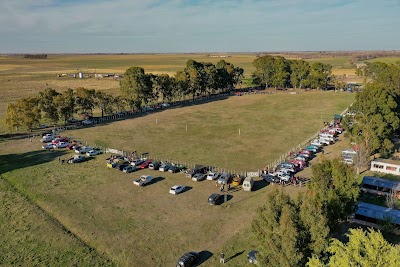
23,54 -> 48,59
5,59 -> 244,132
252,159 -> 400,267
251,55 -> 332,89
345,62 -> 400,158
120,59 -> 243,109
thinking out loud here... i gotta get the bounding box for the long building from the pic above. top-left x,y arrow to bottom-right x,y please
370,158 -> 400,176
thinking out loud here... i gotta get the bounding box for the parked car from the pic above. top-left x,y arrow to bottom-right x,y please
176,252 -> 199,267
231,175 -> 244,186
275,172 -> 291,182
140,160 -> 153,169
68,155 -> 85,163
168,165 -> 181,173
185,166 -> 209,178
247,250 -> 259,264
133,175 -> 154,186
208,193 -> 223,205
217,173 -> 233,184
262,174 -> 279,183
42,143 -> 54,149
161,102 -> 171,108
311,140 -> 324,147
54,141 -> 70,148
41,131 -> 53,137
130,159 -> 145,166
123,165 -> 138,173
86,149 -> 101,156
159,164 -> 170,172
75,146 -> 92,154
68,118 -> 78,123
169,185 -> 186,194
206,172 -> 220,180
192,173 -> 206,182
116,163 -> 129,171
40,135 -> 54,143
149,161 -> 161,170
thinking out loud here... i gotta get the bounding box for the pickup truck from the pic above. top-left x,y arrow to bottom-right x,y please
133,175 -> 154,186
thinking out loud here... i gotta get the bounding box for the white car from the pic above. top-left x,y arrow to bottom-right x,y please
133,175 -> 154,186
161,102 -> 171,108
86,150 -> 101,156
169,185 -> 186,195
275,172 -> 291,182
206,172 -> 220,180
82,119 -> 93,125
40,135 -> 54,143
42,143 -> 54,149
130,159 -> 145,166
75,146 -> 92,154
311,140 -> 323,147
54,141 -> 70,148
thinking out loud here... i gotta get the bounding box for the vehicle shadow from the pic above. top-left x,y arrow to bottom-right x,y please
182,186 -> 193,193
196,250 -> 213,266
252,179 -> 269,191
225,250 -> 245,263
0,149 -> 67,174
145,176 -> 165,186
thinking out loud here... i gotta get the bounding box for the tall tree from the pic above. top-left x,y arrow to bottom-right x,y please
271,56 -> 290,88
75,87 -> 96,115
349,82 -> 399,154
290,60 -> 310,89
184,60 -> 206,101
306,63 -> 332,89
120,66 -> 152,109
5,103 -> 23,132
55,88 -> 76,124
308,159 -> 359,229
94,91 -> 113,118
38,88 -> 60,124
252,55 -> 275,88
307,228 -> 400,267
252,189 -> 329,267
17,97 -> 41,131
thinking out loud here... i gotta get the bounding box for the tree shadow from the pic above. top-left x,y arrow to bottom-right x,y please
144,176 -> 165,186
0,149 -> 67,174
225,250 -> 245,263
196,250 -> 213,266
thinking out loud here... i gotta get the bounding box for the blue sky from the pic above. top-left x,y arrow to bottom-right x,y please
0,0 -> 399,53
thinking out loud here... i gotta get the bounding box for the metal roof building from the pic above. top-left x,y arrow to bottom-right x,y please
355,202 -> 400,225
361,176 -> 400,191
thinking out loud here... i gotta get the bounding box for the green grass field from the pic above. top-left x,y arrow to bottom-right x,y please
364,57 -> 400,64
65,91 -> 354,171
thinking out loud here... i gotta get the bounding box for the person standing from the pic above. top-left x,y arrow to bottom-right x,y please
220,253 -> 225,264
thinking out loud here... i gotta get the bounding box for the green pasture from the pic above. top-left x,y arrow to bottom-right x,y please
65,91 -> 354,171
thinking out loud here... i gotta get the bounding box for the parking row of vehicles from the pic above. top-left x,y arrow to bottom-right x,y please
263,122 -> 344,184
40,134 -> 102,157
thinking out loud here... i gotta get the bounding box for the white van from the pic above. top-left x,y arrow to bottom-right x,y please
243,177 -> 254,191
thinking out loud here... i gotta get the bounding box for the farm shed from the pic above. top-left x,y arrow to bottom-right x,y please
354,201 -> 400,226
361,176 -> 400,198
370,158 -> 400,176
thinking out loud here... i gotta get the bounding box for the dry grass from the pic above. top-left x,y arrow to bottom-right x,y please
1,137 -> 295,266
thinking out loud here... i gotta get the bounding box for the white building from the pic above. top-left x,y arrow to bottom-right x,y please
370,158 -> 400,176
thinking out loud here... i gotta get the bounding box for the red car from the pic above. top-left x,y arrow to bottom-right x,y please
66,143 -> 77,150
140,159 -> 153,169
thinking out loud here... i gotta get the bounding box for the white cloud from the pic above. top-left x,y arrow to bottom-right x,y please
0,0 -> 399,52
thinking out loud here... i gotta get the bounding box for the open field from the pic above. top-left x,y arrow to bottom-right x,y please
364,56 -> 400,64
65,91 -> 354,172
0,138 -> 303,266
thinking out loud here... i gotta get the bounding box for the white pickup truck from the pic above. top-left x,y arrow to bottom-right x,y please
133,175 -> 154,186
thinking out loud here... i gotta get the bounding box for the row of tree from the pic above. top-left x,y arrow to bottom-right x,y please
252,159 -> 360,266
23,54 -> 47,59
120,59 -> 244,109
5,87 -> 123,132
251,55 -> 332,89
346,62 -> 400,157
5,59 -> 244,132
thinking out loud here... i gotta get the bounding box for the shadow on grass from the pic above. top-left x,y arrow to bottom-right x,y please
145,176 -> 165,186
220,194 -> 234,205
196,250 -> 213,266
0,149 -> 67,174
252,179 -> 269,191
182,186 -> 193,193
225,250 -> 245,263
